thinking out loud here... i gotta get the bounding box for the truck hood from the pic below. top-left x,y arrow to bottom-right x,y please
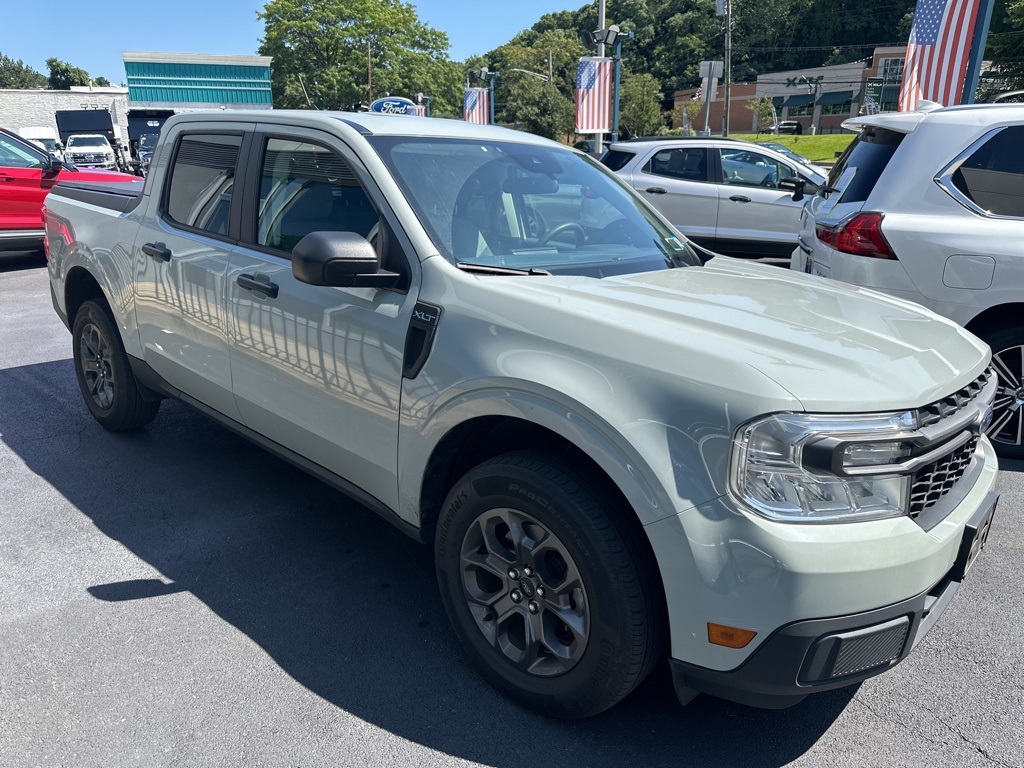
59,168 -> 139,183
503,257 -> 989,412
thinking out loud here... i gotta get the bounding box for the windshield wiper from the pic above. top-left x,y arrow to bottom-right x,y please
456,262 -> 551,276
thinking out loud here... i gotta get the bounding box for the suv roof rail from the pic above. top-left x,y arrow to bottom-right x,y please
620,135 -> 747,143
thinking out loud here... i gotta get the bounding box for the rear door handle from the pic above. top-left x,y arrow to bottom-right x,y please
237,273 -> 279,299
644,187 -> 667,194
0,174 -> 15,182
729,195 -> 751,203
141,242 -> 171,261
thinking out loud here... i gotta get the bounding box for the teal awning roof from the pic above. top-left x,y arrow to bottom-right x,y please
771,96 -> 784,107
817,90 -> 852,105
782,93 -> 814,108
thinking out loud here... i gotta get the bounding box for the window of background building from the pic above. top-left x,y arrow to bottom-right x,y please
821,101 -> 853,116
788,105 -> 813,117
880,58 -> 905,84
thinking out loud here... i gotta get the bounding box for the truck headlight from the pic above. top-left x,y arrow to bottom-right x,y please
730,412 -> 919,523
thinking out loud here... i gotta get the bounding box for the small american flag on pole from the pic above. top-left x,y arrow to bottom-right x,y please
575,57 -> 613,133
408,104 -> 427,117
464,88 -> 490,125
898,0 -> 983,111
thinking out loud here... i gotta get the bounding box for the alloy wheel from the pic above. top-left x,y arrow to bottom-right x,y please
79,322 -> 116,410
459,507 -> 589,676
990,345 -> 1024,447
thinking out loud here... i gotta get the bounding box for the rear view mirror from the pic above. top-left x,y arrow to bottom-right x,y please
779,176 -> 806,202
503,176 -> 558,195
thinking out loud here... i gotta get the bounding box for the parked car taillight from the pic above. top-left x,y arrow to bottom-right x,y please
815,212 -> 897,260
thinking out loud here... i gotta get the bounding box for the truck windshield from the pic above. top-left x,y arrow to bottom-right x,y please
368,136 -> 698,277
68,136 -> 108,148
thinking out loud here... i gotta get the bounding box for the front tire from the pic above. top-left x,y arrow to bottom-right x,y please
435,451 -> 662,718
981,325 -> 1024,459
72,300 -> 160,431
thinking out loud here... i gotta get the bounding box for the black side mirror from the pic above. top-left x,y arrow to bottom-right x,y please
779,176 -> 806,202
44,156 -> 64,173
291,230 -> 400,289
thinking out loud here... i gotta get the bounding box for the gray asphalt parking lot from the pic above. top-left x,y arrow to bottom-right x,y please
2,258 -> 1022,767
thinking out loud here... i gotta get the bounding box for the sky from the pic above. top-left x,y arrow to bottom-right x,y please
3,0 -> 580,85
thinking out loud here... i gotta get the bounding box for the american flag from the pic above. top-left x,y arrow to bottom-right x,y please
691,87 -> 702,101
464,88 -> 490,125
898,0 -> 983,111
575,57 -> 613,133
408,104 -> 427,117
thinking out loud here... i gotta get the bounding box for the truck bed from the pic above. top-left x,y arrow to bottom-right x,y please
51,179 -> 145,213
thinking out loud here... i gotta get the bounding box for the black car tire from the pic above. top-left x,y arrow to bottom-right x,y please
72,300 -> 160,431
435,451 -> 663,718
980,325 -> 1024,458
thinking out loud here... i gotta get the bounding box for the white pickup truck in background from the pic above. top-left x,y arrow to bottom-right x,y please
63,133 -> 116,169
41,110 -> 1000,718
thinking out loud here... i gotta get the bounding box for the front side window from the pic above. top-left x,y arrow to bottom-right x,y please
644,148 -> 709,182
720,148 -> 790,189
256,138 -> 379,254
948,126 -> 1024,218
165,133 -> 241,237
599,149 -> 635,172
0,133 -> 46,169
368,136 -> 698,277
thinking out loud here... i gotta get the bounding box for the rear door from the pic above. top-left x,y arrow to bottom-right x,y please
715,146 -> 803,258
134,123 -> 253,421
627,146 -> 719,246
224,125 -> 419,511
0,131 -> 54,234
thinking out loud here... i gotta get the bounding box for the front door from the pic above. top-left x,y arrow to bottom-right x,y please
225,127 -> 419,511
716,147 -> 803,258
0,132 -> 53,234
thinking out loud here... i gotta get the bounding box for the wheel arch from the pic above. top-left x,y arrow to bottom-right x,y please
64,265 -> 110,327
412,410 -> 672,650
965,303 -> 1024,340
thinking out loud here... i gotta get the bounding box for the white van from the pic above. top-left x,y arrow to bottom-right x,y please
19,127 -> 63,161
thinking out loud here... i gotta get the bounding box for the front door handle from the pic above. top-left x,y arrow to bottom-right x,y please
0,174 -> 15,182
141,242 -> 171,261
729,195 -> 752,203
644,186 -> 668,194
237,273 -> 279,299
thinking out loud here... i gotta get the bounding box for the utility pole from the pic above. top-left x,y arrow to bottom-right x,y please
548,49 -> 553,84
367,41 -> 373,102
723,0 -> 732,136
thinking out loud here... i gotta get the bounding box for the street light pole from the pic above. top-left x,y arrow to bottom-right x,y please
724,0 -> 732,136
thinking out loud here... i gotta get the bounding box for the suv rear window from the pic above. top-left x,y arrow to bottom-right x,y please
829,127 -> 904,204
600,149 -> 635,172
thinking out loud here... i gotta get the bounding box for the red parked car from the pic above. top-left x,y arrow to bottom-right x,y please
0,127 -> 139,259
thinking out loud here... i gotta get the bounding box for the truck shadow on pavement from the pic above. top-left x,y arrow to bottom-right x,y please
0,358 -> 856,767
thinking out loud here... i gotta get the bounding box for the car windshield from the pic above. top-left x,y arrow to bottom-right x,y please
68,136 -> 108,148
368,136 -> 699,277
139,134 -> 158,149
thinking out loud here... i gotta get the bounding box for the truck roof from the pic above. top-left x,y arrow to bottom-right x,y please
163,109 -> 564,149
842,101 -> 1024,135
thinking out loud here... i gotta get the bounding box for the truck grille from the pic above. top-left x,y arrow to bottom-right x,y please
909,436 -> 979,518
906,368 -> 992,518
916,368 -> 993,428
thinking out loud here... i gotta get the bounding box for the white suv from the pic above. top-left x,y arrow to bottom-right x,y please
603,137 -> 826,259
791,102 -> 1024,456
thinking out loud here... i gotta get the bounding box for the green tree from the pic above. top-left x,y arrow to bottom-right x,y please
619,72 -> 665,137
94,76 -> 111,87
258,0 -> 461,115
504,76 -> 575,139
747,95 -> 776,134
0,53 -> 47,89
46,57 -> 91,89
672,98 -> 705,134
989,0 -> 1024,90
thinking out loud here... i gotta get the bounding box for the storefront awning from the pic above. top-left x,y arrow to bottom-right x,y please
782,93 -> 814,108
771,96 -> 784,108
817,90 -> 852,105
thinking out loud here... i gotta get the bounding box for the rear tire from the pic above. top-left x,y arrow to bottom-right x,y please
434,451 -> 662,718
72,300 -> 160,431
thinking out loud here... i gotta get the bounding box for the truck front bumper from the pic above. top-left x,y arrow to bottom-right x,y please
669,490 -> 998,708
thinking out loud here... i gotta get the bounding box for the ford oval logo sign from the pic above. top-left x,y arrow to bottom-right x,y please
369,97 -> 418,115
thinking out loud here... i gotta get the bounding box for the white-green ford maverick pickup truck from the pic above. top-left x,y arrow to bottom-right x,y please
43,111 -> 999,718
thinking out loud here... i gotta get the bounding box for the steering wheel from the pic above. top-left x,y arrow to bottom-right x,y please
538,222 -> 586,246
759,172 -> 778,188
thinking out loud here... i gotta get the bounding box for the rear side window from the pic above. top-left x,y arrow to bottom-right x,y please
828,127 -> 904,204
950,126 -> 1024,218
165,134 -> 242,237
600,149 -> 635,172
644,148 -> 709,182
